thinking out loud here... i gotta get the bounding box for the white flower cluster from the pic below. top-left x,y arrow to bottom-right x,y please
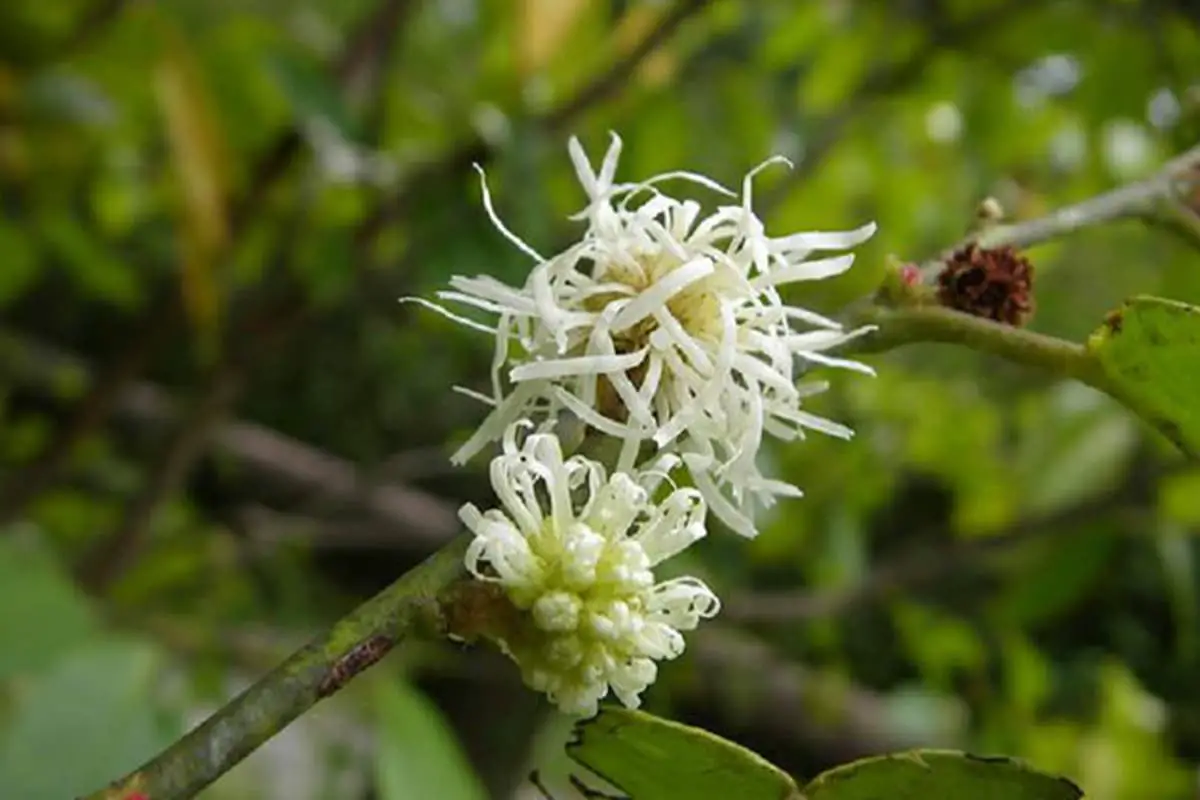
412,133 -> 875,716
460,424 -> 719,716
414,133 -> 875,537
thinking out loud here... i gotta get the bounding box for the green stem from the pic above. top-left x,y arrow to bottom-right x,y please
915,142 -> 1200,280
972,177 -> 1164,251
850,304 -> 1107,385
84,535 -> 470,800
850,303 -> 1195,458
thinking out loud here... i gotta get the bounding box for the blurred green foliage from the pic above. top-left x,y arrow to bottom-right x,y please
2,0 -> 1200,798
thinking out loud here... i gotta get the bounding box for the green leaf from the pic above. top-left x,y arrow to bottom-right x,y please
0,536 -> 98,681
36,212 -> 141,308
565,706 -> 801,799
155,18 -> 232,352
0,220 -> 38,305
1159,469 -> 1200,524
1087,295 -> 1200,457
264,50 -> 358,139
802,750 -> 1083,800
0,639 -> 179,800
374,679 -> 487,800
994,528 -> 1120,629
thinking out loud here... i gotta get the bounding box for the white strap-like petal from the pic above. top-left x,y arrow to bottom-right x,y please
772,221 -> 878,257
473,164 -> 544,262
510,349 -> 647,381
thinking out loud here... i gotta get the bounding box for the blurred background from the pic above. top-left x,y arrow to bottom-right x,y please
2,0 -> 1200,797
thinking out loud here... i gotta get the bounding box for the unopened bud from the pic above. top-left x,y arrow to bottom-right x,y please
976,197 -> 1005,223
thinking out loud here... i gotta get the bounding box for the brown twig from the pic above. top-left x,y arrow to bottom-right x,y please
336,0 -> 417,101
56,0 -> 130,60
228,130 -> 304,239
687,626 -> 961,762
61,0 -> 431,586
0,8 -> 331,528
0,296 -> 178,527
76,368 -> 242,593
229,0 -> 419,235
760,0 -> 1048,216
355,0 -> 711,246
0,328 -> 460,547
541,0 -> 708,133
74,285 -> 318,594
361,0 -> 1039,315
723,479 -> 1159,624
231,0 -> 419,227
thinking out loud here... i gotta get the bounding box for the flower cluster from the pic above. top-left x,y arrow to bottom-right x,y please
459,424 -> 719,716
414,133 -> 875,716
415,133 -> 875,537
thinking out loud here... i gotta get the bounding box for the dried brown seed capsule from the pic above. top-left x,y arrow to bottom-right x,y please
936,243 -> 1035,326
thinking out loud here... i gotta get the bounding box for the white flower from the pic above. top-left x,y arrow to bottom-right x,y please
410,133 -> 876,537
459,422 -> 719,717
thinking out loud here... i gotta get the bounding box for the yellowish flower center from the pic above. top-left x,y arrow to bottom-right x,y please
583,252 -> 725,420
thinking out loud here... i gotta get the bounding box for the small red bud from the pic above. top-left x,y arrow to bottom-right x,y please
126,793 -> 149,800
899,264 -> 921,286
